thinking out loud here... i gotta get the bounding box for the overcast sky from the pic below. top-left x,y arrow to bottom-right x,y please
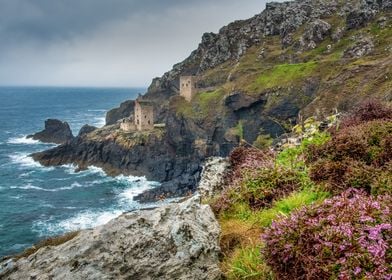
0,0 -> 273,87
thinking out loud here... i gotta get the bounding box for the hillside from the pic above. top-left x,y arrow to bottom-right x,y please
33,0 -> 391,200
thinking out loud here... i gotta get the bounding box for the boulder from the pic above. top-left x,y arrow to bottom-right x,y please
343,37 -> 374,58
198,157 -> 230,200
346,9 -> 375,30
78,124 -> 97,137
28,119 -> 73,144
1,196 -> 222,280
300,19 -> 332,49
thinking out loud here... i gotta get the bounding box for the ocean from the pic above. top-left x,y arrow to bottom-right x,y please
0,87 -> 161,257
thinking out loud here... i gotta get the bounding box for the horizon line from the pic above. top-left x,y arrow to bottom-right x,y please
0,85 -> 148,89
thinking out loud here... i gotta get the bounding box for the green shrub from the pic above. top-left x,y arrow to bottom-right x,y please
240,167 -> 305,210
253,134 -> 273,150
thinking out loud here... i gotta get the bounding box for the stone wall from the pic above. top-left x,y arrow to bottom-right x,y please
120,119 -> 136,132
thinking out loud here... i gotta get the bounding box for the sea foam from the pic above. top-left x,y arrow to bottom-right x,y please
8,153 -> 53,170
34,209 -> 123,236
7,136 -> 41,145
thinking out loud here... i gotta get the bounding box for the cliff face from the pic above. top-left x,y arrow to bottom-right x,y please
33,0 -> 391,200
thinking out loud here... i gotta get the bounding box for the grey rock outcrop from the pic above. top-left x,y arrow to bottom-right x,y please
105,100 -> 135,125
198,157 -> 230,200
343,37 -> 374,58
224,92 -> 265,111
77,124 -> 97,137
346,9 -> 375,30
1,196 -> 222,280
300,19 -> 332,49
27,119 -> 73,144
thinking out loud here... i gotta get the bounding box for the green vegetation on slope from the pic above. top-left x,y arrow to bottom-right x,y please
212,101 -> 392,279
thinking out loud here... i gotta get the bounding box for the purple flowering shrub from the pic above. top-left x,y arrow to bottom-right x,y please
262,189 -> 392,280
210,147 -> 276,213
338,99 -> 392,129
211,147 -> 305,213
307,120 -> 392,195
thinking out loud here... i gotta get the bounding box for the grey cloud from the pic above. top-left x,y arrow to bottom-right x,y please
0,0 -> 278,87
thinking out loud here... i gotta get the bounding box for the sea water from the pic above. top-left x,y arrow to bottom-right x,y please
0,87 -> 161,257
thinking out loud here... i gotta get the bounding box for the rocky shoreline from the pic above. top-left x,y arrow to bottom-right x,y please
0,158 -> 228,280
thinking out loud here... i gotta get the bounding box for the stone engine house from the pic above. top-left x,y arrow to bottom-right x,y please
180,76 -> 199,102
134,100 -> 154,131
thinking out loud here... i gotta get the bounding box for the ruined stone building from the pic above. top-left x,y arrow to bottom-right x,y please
120,117 -> 136,132
134,100 -> 154,131
119,99 -> 154,132
180,76 -> 199,102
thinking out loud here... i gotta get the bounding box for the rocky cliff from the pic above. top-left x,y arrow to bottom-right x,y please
32,0 -> 392,200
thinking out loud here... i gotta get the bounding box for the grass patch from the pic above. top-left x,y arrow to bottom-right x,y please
250,61 -> 318,91
174,89 -> 226,120
219,218 -> 273,279
253,189 -> 329,227
226,245 -> 274,280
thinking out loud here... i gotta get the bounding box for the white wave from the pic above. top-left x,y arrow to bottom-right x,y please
63,206 -> 79,210
10,182 -> 88,192
19,171 -> 35,178
8,153 -> 54,170
10,184 -> 47,191
88,109 -> 106,112
57,182 -> 83,191
93,116 -> 106,128
34,209 -> 123,236
7,135 -> 41,145
63,164 -> 107,177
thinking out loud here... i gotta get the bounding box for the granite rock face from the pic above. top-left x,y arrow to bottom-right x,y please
343,37 -> 374,58
300,19 -> 331,49
1,196 -> 222,280
27,119 -> 73,144
198,157 -> 230,200
105,100 -> 135,125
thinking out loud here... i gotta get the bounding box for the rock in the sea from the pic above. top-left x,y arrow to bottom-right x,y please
27,119 -> 73,144
1,196 -> 222,280
77,124 -> 97,137
198,157 -> 230,200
